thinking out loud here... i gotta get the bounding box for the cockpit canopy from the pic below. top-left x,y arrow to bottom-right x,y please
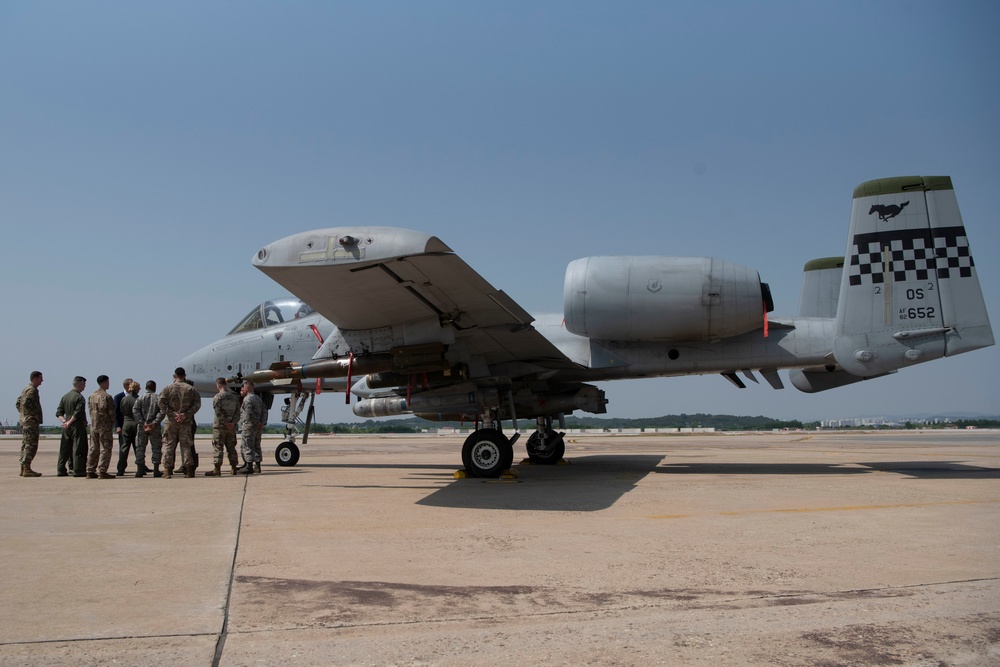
227,298 -> 316,336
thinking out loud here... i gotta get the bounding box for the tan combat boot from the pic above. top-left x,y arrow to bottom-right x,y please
98,471 -> 116,479
183,465 -> 195,478
21,464 -> 42,477
204,465 -> 221,477
163,467 -> 173,479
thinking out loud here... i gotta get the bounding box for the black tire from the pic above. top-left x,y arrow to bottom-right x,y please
274,441 -> 300,467
525,429 -> 566,465
461,429 -> 514,477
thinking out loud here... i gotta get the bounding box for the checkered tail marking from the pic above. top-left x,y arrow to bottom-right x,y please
847,225 -> 973,287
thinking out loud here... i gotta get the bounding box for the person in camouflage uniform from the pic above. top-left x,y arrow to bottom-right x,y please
56,376 -> 88,477
206,377 -> 240,476
134,380 -> 163,476
157,367 -> 201,478
116,381 -> 141,477
16,370 -> 44,477
184,379 -> 201,470
237,380 -> 264,475
252,400 -> 267,473
86,375 -> 116,479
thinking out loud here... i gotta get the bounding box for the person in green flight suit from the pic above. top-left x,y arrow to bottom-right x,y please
56,376 -> 88,477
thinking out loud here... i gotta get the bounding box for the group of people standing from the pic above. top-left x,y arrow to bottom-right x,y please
15,367 -> 268,479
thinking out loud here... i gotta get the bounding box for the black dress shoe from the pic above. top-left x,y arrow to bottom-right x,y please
57,470 -> 69,477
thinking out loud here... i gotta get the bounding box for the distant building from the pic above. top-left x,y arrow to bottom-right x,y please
819,416 -> 954,429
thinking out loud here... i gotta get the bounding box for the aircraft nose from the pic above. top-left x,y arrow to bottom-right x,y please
178,352 -> 195,372
178,347 -> 214,392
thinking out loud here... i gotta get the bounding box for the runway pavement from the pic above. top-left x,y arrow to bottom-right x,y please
1,430 -> 998,665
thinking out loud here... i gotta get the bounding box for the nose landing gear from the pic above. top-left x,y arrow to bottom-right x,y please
275,440 -> 300,466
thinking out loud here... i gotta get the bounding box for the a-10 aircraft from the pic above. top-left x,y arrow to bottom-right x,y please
181,176 -> 993,477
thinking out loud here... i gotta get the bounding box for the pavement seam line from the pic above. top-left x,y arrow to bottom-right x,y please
211,473 -> 250,667
0,632 -> 218,648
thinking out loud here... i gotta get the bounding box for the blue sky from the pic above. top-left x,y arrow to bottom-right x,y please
2,1 -> 998,425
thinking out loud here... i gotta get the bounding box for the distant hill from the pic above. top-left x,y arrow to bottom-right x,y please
297,412 -> 1000,434
303,414 -> 813,433
854,412 -> 1000,421
35,412 -> 997,436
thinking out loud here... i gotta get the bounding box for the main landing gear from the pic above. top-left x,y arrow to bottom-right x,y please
461,429 -> 516,477
460,415 -> 566,478
525,416 -> 566,465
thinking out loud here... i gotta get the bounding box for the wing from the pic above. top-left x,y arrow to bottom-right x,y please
252,226 -> 579,371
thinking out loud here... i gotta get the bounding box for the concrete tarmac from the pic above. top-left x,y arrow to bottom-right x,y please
1,430 -> 998,666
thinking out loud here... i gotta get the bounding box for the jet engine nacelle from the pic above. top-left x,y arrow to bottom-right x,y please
563,256 -> 771,342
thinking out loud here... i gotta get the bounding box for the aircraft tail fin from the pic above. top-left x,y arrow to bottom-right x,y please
798,257 -> 844,318
833,176 -> 993,377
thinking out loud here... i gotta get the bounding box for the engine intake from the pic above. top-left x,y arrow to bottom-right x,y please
564,256 -> 769,342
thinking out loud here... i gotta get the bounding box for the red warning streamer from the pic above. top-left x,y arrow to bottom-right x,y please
309,324 -> 324,345
345,352 -> 354,404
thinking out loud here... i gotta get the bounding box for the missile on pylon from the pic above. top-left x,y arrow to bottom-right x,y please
231,343 -> 451,386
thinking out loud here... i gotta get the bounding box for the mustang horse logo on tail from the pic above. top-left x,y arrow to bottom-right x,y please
869,201 -> 909,222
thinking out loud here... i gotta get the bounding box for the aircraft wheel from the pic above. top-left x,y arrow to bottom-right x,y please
525,429 -> 565,464
461,429 -> 514,478
275,441 -> 300,467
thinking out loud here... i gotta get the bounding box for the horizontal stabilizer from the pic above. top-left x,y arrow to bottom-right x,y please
799,257 -> 843,318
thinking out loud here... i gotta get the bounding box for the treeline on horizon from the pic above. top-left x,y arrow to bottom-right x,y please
33,415 -> 1000,435
295,415 -> 1000,433
294,414 -> 812,433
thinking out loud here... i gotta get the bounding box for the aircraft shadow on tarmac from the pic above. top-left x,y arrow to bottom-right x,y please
655,461 -> 1000,479
416,455 -> 665,512
293,457 -> 998,510
856,461 -> 1000,479
301,463 -> 459,471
